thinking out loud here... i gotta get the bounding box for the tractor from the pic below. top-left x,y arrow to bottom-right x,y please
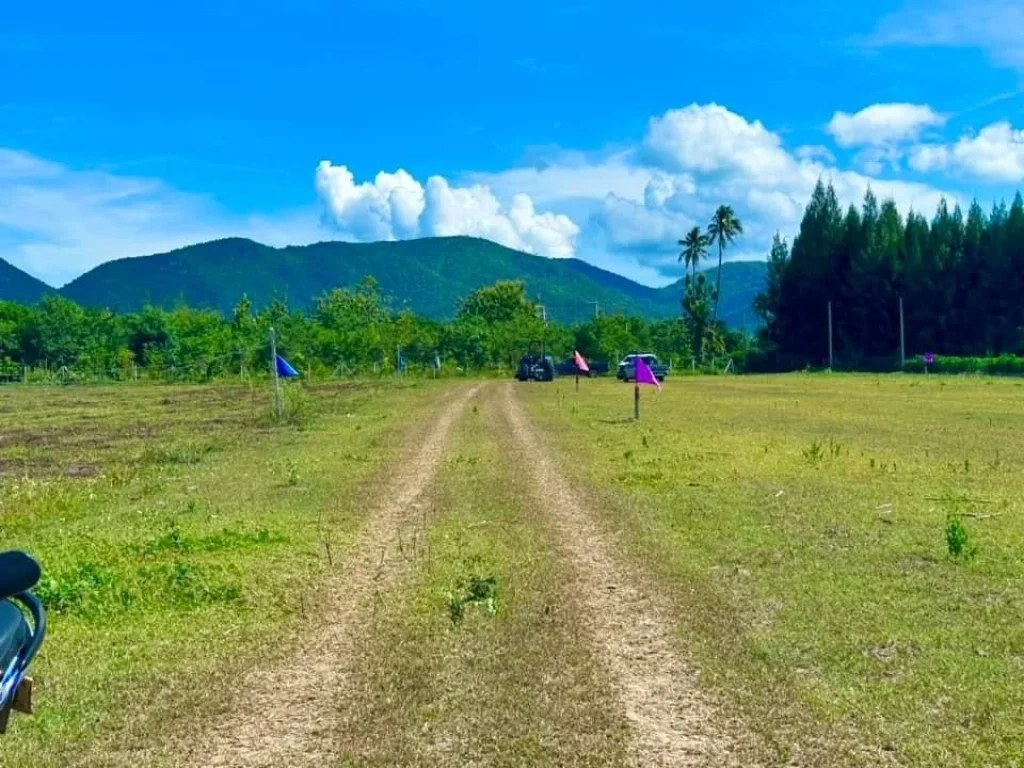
515,341 -> 556,382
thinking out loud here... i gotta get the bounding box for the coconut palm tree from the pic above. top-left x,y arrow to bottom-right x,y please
706,205 -> 744,323
678,227 -> 708,283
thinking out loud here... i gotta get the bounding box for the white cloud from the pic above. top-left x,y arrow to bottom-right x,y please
827,103 -> 945,148
505,194 -> 580,258
0,148 -> 327,286
595,191 -> 696,252
0,149 -> 62,179
635,104 -> 951,266
0,99 -> 969,292
852,145 -> 905,176
641,103 -> 793,179
314,162 -> 423,241
795,145 -> 836,164
868,0 -> 1024,70
315,163 -> 580,259
465,152 -> 655,206
463,102 -> 958,283
909,122 -> 1024,181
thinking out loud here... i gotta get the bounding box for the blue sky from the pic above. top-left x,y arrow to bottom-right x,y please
2,0 -> 1024,286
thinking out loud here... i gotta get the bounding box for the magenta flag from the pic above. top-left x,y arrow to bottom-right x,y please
635,356 -> 661,388
574,350 -> 590,373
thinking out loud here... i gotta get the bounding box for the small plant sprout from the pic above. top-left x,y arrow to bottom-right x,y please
945,514 -> 977,561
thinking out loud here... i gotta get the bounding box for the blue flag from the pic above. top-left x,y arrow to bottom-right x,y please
276,354 -> 300,378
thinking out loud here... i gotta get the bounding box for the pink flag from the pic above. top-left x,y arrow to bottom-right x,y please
573,350 -> 590,373
634,356 -> 661,389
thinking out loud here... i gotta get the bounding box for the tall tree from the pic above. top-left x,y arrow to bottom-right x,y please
682,274 -> 716,362
706,205 -> 744,323
753,233 -> 789,327
678,226 -> 708,282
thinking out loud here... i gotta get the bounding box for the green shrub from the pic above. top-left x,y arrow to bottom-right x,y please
945,514 -> 977,560
906,354 -> 1024,376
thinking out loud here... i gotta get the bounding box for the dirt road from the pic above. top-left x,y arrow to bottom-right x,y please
160,384 -> 481,768
499,384 -> 743,767
88,381 -> 747,767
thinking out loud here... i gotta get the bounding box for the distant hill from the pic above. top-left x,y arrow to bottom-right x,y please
60,236 -> 767,327
0,257 -> 52,304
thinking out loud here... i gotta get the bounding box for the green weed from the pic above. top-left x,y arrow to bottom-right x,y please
945,515 -> 977,561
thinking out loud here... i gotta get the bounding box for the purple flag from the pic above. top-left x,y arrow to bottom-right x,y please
634,356 -> 661,389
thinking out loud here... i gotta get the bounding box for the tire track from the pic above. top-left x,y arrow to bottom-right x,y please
499,384 -> 743,767
151,383 -> 482,768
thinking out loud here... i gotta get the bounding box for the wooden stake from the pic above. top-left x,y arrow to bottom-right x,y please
575,373 -> 580,393
269,327 -> 283,421
634,383 -> 640,421
12,678 -> 33,714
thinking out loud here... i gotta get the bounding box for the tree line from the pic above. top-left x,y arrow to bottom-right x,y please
0,277 -> 748,383
753,180 -> 1024,369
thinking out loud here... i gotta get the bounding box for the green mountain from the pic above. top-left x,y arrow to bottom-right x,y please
0,257 -> 52,304
60,236 -> 767,326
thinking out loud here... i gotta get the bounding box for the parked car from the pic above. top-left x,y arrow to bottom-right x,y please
616,353 -> 669,382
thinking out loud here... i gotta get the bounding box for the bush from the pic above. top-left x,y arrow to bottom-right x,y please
905,354 -> 1024,376
945,514 -> 977,560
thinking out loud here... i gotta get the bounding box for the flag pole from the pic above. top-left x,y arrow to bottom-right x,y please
576,371 -> 580,393
270,327 -> 283,421
634,382 -> 640,420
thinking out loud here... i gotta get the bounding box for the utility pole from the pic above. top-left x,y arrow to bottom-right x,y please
899,295 -> 906,370
827,301 -> 834,371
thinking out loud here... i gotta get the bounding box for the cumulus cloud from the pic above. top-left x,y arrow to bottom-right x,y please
641,103 -> 793,179
314,162 -> 423,241
827,103 -> 946,148
315,162 -> 580,259
0,148 -> 327,286
1,99 -> 971,291
589,103 -> 953,278
908,121 -> 1024,181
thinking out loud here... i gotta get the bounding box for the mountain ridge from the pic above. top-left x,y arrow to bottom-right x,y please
0,256 -> 53,304
29,236 -> 766,327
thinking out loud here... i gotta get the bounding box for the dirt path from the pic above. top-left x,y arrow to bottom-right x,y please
500,384 -> 742,767
163,383 -> 482,768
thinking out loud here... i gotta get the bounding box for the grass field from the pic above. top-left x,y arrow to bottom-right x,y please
523,374 -> 1024,766
4,374 -> 1024,767
0,380 -> 443,768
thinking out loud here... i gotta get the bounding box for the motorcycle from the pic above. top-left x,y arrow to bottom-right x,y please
0,551 -> 46,733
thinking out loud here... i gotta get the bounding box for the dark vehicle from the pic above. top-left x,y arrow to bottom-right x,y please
1,551 -> 45,734
516,341 -> 556,382
555,358 -> 610,377
616,353 -> 669,382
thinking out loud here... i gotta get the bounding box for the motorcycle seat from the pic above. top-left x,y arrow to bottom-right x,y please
0,553 -> 40,602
